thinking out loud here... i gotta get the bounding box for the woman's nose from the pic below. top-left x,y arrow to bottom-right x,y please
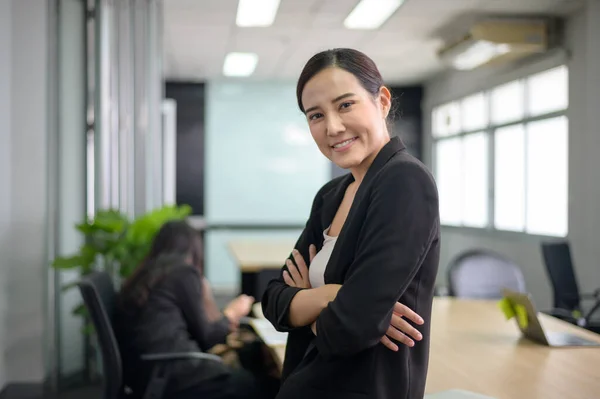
326,114 -> 345,136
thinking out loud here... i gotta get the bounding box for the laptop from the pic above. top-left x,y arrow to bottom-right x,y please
501,289 -> 600,347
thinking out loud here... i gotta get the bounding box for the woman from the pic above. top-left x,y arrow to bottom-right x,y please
261,48 -> 440,399
114,220 -> 277,399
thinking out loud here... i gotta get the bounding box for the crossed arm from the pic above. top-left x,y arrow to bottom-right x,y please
283,246 -> 425,351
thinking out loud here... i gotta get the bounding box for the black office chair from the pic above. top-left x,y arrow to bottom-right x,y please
447,249 -> 527,299
78,271 -> 223,399
540,241 -> 600,333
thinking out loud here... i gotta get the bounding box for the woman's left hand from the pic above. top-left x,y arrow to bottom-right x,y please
283,245 -> 317,289
380,302 -> 425,351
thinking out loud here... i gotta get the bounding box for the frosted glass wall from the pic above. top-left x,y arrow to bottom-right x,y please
204,81 -> 330,288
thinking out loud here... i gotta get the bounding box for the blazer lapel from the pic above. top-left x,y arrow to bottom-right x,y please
319,173 -> 354,243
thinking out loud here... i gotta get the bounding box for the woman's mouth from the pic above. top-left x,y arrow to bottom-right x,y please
331,137 -> 358,152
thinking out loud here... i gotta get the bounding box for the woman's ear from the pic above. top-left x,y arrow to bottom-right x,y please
379,86 -> 392,119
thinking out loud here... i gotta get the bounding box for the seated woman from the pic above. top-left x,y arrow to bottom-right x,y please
114,220 -> 278,399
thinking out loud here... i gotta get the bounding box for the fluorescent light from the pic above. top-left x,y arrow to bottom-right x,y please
236,0 -> 281,27
344,0 -> 404,30
223,52 -> 259,77
452,41 -> 511,70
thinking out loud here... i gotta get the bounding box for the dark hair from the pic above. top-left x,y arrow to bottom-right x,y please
119,220 -> 203,307
296,48 -> 385,113
146,220 -> 203,270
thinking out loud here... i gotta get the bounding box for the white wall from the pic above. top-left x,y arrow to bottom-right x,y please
1,0 -> 50,384
424,1 -> 600,309
0,0 -> 13,390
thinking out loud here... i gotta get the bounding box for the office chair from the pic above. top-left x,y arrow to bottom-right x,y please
78,271 -> 223,399
447,249 -> 527,299
540,241 -> 600,333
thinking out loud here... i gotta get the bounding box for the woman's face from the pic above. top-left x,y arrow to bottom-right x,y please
301,67 -> 391,175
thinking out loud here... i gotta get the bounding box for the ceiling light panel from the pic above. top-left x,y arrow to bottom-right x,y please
223,52 -> 259,77
344,0 -> 405,30
236,0 -> 281,27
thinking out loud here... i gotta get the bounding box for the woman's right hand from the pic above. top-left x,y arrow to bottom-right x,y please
283,245 -> 317,289
380,302 -> 425,351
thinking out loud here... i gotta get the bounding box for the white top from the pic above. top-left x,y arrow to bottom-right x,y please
309,227 -> 338,288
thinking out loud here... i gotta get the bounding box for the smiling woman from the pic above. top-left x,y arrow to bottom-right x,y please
261,48 -> 441,399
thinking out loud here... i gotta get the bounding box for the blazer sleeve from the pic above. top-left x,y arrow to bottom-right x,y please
314,163 -> 439,359
173,267 -> 231,351
261,188 -> 324,332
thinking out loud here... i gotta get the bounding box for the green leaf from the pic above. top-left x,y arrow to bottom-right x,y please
52,255 -> 83,269
75,222 -> 96,235
76,210 -> 129,235
81,322 -> 95,336
79,244 -> 98,273
73,303 -> 88,316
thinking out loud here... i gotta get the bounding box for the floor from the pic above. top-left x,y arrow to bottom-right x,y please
0,384 -> 101,399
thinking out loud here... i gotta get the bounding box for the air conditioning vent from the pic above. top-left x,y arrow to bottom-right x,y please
438,19 -> 549,71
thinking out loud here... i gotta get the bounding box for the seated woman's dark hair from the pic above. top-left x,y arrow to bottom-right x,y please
296,48 -> 385,113
119,220 -> 203,308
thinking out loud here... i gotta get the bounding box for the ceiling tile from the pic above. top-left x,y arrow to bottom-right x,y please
164,0 -> 238,13
313,0 -> 357,16
277,0 -> 324,13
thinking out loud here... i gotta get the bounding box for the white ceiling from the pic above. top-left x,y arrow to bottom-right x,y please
163,0 -> 584,85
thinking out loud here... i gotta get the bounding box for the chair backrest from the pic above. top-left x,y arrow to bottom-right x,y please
541,241 -> 581,311
78,271 -> 123,399
447,250 -> 527,299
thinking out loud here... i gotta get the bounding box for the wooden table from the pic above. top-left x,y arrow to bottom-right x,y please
228,240 -> 296,272
228,239 -> 295,298
253,298 -> 600,399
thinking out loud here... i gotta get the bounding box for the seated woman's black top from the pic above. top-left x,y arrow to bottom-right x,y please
114,264 -> 232,396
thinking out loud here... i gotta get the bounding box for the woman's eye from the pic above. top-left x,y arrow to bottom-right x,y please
309,113 -> 323,120
340,102 -> 353,109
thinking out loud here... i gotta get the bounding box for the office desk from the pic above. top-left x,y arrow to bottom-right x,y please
228,239 -> 294,299
253,298 -> 600,399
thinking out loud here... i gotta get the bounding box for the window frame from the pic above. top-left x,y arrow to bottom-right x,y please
431,66 -> 569,237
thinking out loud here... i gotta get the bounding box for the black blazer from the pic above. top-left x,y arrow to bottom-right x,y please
114,265 -> 232,396
262,137 -> 440,399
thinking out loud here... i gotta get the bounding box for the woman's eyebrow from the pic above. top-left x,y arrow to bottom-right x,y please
304,92 -> 356,114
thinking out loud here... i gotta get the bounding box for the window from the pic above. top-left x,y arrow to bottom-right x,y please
527,66 -> 568,116
491,80 -> 524,124
432,65 -> 569,236
494,124 -> 525,231
434,91 -> 491,228
436,137 -> 462,226
432,102 -> 460,137
526,116 -> 568,236
461,93 -> 487,131
462,132 -> 489,228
